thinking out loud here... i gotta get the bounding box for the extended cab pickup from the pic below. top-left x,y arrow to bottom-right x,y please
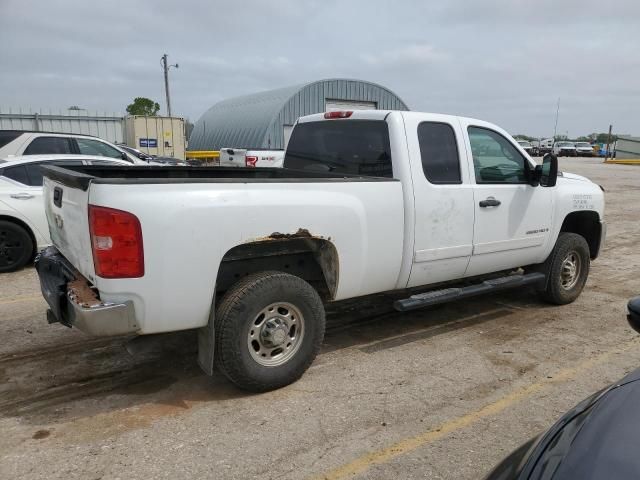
35,110 -> 605,391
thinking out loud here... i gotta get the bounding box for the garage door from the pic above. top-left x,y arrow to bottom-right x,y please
325,100 -> 377,112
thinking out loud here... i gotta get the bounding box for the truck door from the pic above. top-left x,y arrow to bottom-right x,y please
461,122 -> 553,276
404,115 -> 475,287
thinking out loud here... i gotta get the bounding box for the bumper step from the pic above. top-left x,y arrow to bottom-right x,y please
394,272 -> 546,312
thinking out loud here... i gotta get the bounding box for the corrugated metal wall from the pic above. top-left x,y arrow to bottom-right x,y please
263,79 -> 409,149
0,107 -> 125,144
189,79 -> 410,151
616,136 -> 640,159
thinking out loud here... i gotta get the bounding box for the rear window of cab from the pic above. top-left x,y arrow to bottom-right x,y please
284,120 -> 393,177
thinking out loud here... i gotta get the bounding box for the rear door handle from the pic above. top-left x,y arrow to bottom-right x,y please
10,193 -> 35,200
479,197 -> 501,208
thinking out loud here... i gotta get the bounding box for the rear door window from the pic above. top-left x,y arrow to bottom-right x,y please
1,165 -> 29,185
418,122 -> 462,184
75,138 -> 124,158
23,137 -> 74,155
284,120 -> 393,177
24,160 -> 84,186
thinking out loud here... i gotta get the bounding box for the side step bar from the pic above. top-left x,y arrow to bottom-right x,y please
394,272 -> 546,312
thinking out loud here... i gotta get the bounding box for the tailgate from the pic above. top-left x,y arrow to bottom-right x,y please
43,176 -> 96,282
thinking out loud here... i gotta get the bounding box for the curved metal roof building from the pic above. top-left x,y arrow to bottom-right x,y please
188,78 -> 409,151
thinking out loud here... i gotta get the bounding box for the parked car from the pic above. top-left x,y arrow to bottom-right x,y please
537,138 -> 554,155
484,297 -> 640,480
219,148 -> 285,168
516,140 -> 536,156
117,144 -> 154,162
0,155 -> 133,272
0,130 -> 150,165
553,142 -> 577,157
34,110 -> 605,392
574,142 -> 594,157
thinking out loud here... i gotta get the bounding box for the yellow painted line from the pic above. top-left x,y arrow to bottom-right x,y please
0,294 -> 44,306
604,159 -> 640,165
312,337 -> 640,480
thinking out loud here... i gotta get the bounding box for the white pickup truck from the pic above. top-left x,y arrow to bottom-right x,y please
35,110 -> 605,391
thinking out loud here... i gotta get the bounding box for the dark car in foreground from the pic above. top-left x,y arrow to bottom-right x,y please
485,296 -> 640,480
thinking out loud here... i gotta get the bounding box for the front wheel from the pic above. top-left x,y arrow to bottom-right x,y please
215,271 -> 326,392
539,233 -> 590,305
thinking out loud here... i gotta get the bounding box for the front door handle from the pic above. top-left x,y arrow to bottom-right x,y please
10,193 -> 35,200
479,197 -> 501,208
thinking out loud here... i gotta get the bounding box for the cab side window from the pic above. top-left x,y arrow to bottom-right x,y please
418,122 -> 462,184
468,127 -> 528,184
23,137 -> 74,155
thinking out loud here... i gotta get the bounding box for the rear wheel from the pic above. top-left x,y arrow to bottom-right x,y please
215,271 -> 325,392
539,233 -> 590,305
0,220 -> 33,273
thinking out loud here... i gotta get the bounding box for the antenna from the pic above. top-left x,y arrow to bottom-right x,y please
553,97 -> 560,140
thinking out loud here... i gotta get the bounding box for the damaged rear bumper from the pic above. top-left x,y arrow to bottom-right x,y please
35,246 -> 139,336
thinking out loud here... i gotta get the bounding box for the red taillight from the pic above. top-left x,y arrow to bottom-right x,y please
245,155 -> 258,167
324,110 -> 353,119
88,205 -> 144,278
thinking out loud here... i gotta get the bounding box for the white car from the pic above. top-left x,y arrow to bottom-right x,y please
574,142 -> 594,157
35,110 -> 605,391
0,130 -> 152,165
0,155 -> 133,272
553,141 -> 577,157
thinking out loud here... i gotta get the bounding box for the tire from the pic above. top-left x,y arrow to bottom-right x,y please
215,271 -> 326,392
0,220 -> 34,273
539,233 -> 590,305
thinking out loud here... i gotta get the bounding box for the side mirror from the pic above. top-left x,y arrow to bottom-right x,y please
121,151 -> 128,161
539,153 -> 558,187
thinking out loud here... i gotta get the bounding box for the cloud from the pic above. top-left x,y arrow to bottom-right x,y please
361,44 -> 448,66
0,0 -> 638,136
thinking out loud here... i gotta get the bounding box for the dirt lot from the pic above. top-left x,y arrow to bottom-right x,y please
1,157 -> 639,480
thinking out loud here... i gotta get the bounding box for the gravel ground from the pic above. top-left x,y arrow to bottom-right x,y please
0,157 -> 639,480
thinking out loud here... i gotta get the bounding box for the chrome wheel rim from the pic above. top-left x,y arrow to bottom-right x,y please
560,251 -> 581,290
247,302 -> 305,367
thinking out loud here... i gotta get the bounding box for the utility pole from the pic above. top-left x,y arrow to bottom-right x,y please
161,53 -> 178,117
605,124 -> 613,162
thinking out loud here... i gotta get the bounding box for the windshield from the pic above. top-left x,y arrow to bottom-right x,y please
575,142 -> 591,147
518,141 -> 532,147
284,120 -> 393,177
557,142 -> 574,147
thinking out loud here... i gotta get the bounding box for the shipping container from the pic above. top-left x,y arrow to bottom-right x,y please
124,116 -> 186,160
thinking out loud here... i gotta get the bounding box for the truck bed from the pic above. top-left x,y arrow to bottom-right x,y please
41,165 -> 396,191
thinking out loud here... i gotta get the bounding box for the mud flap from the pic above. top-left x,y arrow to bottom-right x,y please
197,302 -> 216,376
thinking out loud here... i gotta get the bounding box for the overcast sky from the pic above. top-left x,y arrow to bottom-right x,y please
1,0 -> 638,138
